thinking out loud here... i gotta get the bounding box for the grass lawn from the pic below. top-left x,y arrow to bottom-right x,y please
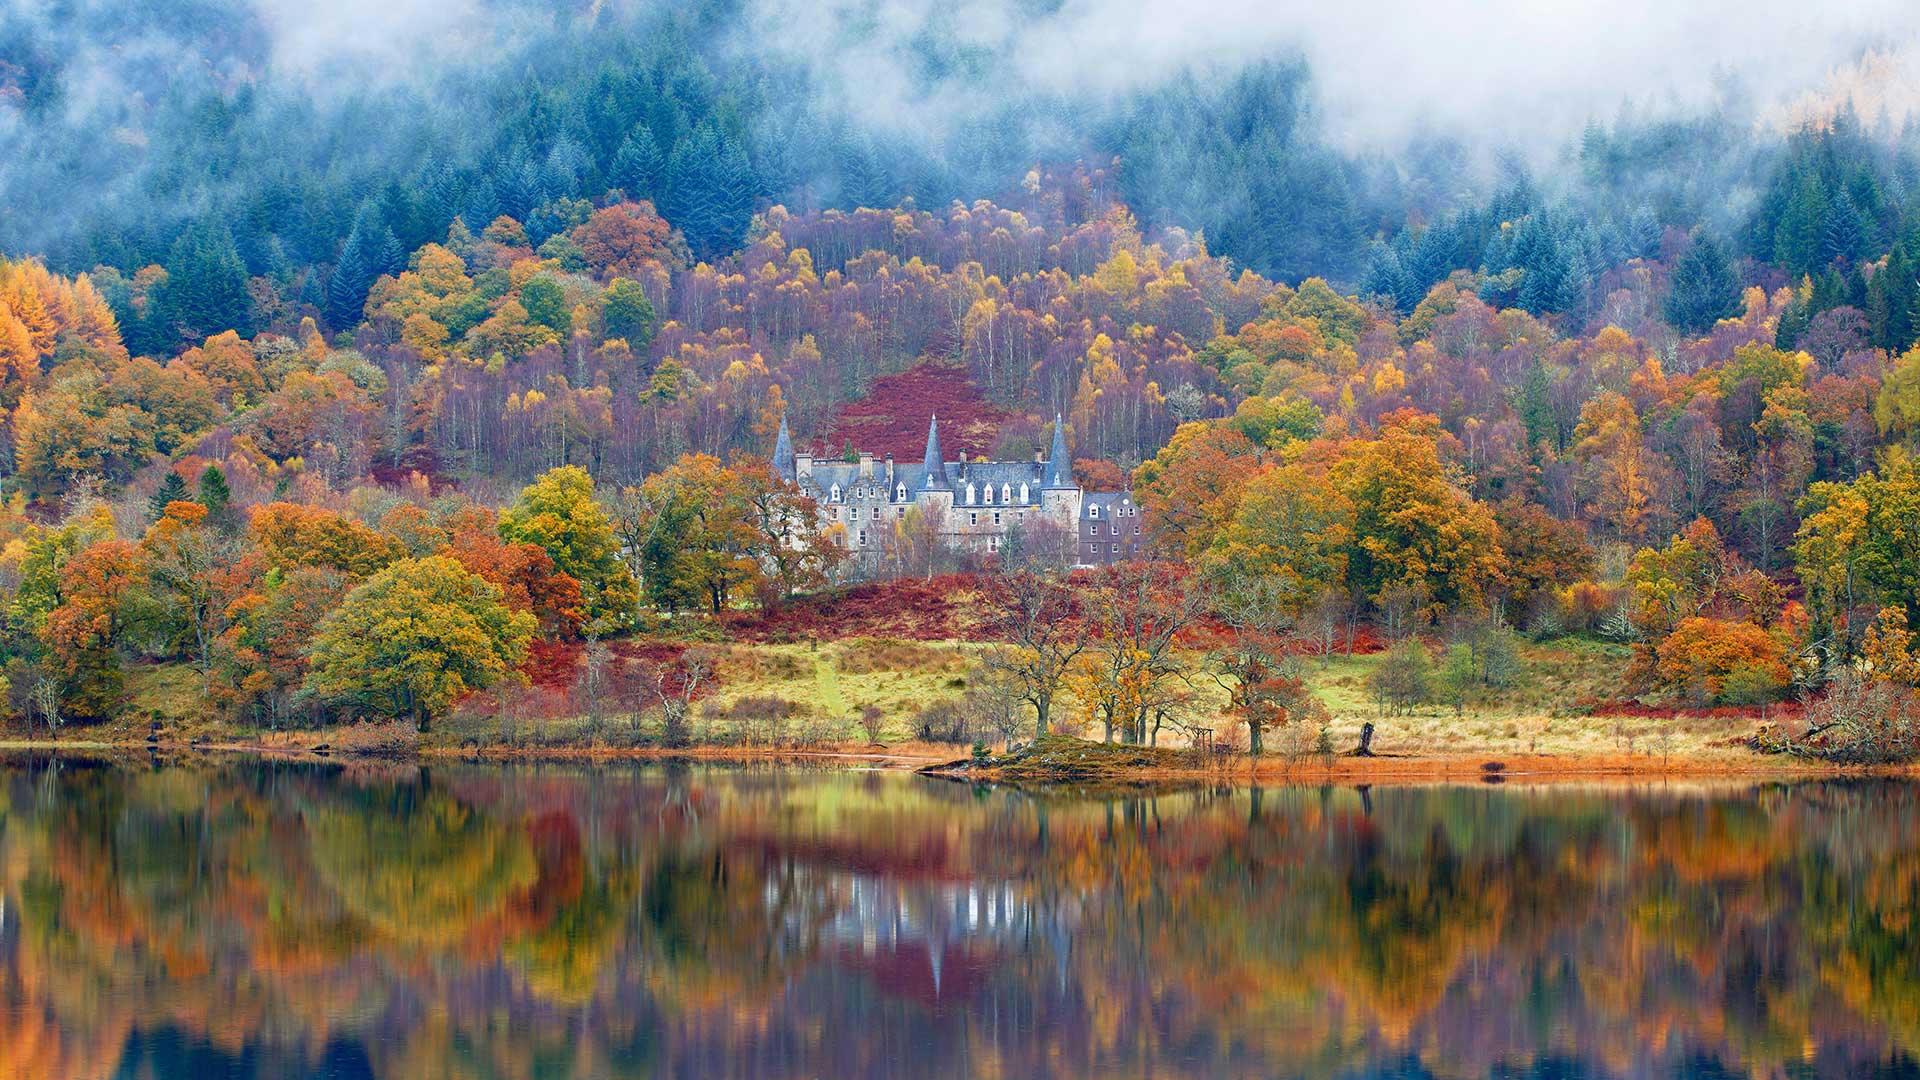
1293,637 -> 1759,760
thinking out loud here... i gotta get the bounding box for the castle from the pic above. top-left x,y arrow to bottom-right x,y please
773,413 -> 1146,568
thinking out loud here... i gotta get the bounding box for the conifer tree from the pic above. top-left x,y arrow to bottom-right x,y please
148,471 -> 188,523
196,464 -> 233,529
1664,235 -> 1742,335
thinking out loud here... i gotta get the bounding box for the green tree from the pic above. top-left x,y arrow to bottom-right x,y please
498,466 -> 638,626
196,464 -> 234,531
156,222 -> 253,345
147,471 -> 189,523
1664,235 -> 1742,335
518,274 -> 571,335
602,277 -> 656,349
305,555 -> 535,731
1869,245 -> 1918,353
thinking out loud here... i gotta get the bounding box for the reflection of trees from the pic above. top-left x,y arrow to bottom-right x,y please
305,780 -> 536,950
8,762 -> 1920,1078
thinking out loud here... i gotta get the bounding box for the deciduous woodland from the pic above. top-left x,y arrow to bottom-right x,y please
2,2 -> 1920,763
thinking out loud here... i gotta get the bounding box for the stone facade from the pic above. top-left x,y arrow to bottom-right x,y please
774,412 -> 1135,568
1077,492 -> 1149,566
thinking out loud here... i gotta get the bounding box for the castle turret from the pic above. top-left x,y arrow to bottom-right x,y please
916,414 -> 955,523
920,414 -> 950,489
1040,413 -> 1081,527
1044,413 -> 1072,488
772,413 -> 794,476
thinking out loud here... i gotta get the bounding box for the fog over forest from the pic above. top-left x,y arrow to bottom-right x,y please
4,0 -> 1920,281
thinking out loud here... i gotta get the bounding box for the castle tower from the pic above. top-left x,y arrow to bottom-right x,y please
917,413 -> 954,522
772,413 -> 794,477
1040,412 -> 1080,524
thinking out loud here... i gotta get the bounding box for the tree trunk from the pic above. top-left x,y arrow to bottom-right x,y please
1350,721 -> 1376,757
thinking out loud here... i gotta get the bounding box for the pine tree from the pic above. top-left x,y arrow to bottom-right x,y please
1361,243 -> 1408,311
327,242 -> 372,331
1772,177 -> 1826,276
1821,192 -> 1867,267
197,464 -> 233,529
611,128 -> 664,200
157,222 -> 253,344
1870,245 -> 1919,353
1518,360 -> 1558,451
1664,235 -> 1742,335
148,471 -> 188,522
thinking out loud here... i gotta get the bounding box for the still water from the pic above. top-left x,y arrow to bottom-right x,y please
2,757 -> 1919,1079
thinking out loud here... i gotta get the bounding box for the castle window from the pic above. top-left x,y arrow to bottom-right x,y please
858,529 -> 867,547
990,536 -> 1000,552
1111,524 -> 1119,536
1087,524 -> 1096,537
993,511 -> 1002,526
969,511 -> 979,526
896,507 -> 905,519
1111,544 -> 1119,554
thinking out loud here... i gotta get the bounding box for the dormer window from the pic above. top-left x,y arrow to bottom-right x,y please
896,482 -> 907,501
983,485 -> 993,504
829,484 -> 842,502
966,483 -> 977,505
1019,483 -> 1029,503
1090,505 -> 1101,519
1000,483 -> 1011,503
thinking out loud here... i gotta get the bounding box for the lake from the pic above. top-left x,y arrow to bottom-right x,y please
2,757 -> 1918,1079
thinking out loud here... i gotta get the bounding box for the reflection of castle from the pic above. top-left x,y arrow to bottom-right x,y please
797,871 -> 1077,1002
773,414 -> 1146,567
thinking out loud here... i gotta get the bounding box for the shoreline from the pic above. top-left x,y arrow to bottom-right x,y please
0,736 -> 1879,786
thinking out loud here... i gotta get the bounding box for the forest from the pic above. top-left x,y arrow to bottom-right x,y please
1,1 -> 1920,754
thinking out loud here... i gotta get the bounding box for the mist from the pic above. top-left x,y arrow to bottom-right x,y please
741,0 -> 1920,155
4,0 -> 1920,281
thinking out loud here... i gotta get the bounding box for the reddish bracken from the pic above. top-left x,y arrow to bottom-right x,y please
815,365 -> 1024,461
519,638 -> 692,692
1583,699 -> 1806,721
728,574 -> 996,643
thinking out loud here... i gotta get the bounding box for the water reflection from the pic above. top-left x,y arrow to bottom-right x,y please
2,756 -> 1919,1078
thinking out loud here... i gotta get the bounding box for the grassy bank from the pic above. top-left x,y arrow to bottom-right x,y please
0,631 -> 1808,779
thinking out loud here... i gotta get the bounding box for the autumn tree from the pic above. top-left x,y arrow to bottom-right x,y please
43,539 -> 140,718
1068,562 -> 1198,744
1332,417 -> 1504,614
440,505 -> 585,638
1202,461 -> 1352,616
498,465 -> 638,627
1132,422 -> 1262,561
140,501 -> 233,671
249,503 -> 405,577
981,574 -> 1087,737
1200,575 -> 1312,757
305,555 -> 535,731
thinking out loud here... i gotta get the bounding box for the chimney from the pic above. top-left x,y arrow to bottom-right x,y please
858,451 -> 873,479
884,454 -> 894,484
795,452 -> 813,479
